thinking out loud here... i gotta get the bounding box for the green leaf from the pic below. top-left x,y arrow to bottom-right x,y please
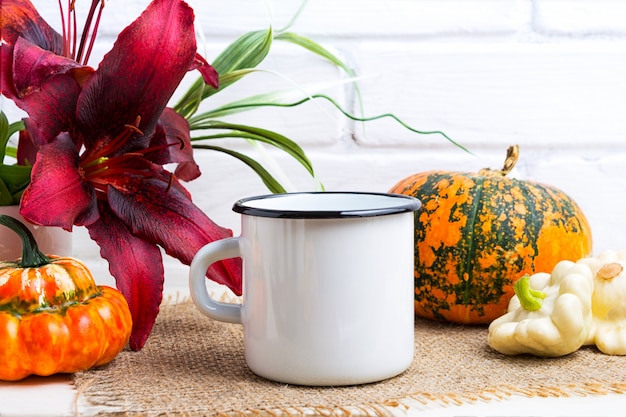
0,164 -> 31,205
173,4 -> 464,196
193,144 -> 287,193
215,68 -> 260,89
4,146 -> 18,159
212,28 -> 274,78
175,29 -> 274,118
275,0 -> 309,33
1,112 -> 26,163
0,164 -> 31,189
274,32 -> 365,117
0,179 -> 14,206
187,77 -> 361,121
7,119 -> 25,139
192,94 -> 469,153
0,111 -> 29,205
0,111 -> 9,163
190,121 -> 316,176
275,32 -> 355,79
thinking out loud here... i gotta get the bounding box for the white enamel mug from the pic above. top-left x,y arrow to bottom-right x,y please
189,192 -> 420,386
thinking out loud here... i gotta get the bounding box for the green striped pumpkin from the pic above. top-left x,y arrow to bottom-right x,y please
389,146 -> 593,324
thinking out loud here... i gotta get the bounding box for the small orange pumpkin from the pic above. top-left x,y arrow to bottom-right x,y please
389,145 -> 593,324
0,215 -> 132,381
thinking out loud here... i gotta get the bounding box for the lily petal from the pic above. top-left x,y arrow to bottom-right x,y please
20,134 -> 98,230
12,37 -> 87,98
16,118 -> 42,165
147,108 -> 201,181
192,53 -> 219,89
0,0 -> 64,54
1,44 -> 84,143
107,176 -> 242,294
87,204 -> 164,350
76,0 -> 200,148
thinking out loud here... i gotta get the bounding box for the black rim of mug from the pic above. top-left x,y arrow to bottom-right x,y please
232,191 -> 421,219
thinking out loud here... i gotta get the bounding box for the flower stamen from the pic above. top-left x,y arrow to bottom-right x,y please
76,0 -> 105,65
58,0 -> 68,56
86,1 -> 105,65
78,115 -> 184,196
82,116 -> 143,166
124,121 -> 143,136
57,0 -> 105,64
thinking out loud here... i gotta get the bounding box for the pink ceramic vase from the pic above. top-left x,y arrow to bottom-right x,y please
0,205 -> 72,261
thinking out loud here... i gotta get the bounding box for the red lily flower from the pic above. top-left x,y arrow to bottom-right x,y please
1,0 -> 241,350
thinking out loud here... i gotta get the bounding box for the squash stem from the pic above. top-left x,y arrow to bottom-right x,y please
478,144 -> 519,177
514,274 -> 546,311
597,263 -> 623,280
501,145 -> 519,176
0,215 -> 50,267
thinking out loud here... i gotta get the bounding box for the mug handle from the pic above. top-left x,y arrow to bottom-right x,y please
189,237 -> 242,324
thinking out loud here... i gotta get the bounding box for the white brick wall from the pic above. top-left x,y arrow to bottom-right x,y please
535,0 -> 626,34
2,0 -> 626,290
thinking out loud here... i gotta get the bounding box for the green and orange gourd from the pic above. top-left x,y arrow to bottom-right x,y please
0,215 -> 132,381
389,145 -> 593,324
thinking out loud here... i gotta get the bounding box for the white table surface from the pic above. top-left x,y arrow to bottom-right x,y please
1,375 -> 624,417
1,287 -> 624,417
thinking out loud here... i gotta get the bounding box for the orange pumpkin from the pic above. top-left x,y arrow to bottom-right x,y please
389,145 -> 593,324
0,215 -> 132,381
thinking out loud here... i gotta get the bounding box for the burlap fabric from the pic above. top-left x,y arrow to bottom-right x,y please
73,300 -> 626,416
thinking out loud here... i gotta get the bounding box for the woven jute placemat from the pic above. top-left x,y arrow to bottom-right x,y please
73,299 -> 626,416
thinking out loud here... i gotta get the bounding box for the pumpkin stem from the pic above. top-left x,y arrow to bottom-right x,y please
0,215 -> 50,268
514,274 -> 546,311
501,145 -> 519,176
478,145 -> 519,177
